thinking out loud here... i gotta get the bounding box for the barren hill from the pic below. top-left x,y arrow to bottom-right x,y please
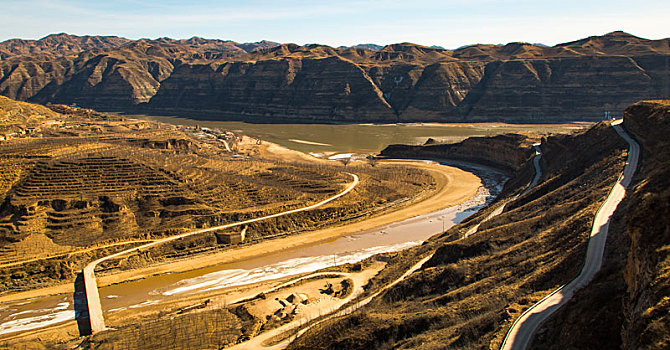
0,33 -> 279,59
288,100 -> 670,349
1,32 -> 668,123
0,96 -> 433,293
0,33 -> 131,59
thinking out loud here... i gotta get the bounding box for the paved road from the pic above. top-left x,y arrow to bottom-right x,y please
501,121 -> 639,350
522,144 -> 543,196
82,173 -> 359,334
465,143 -> 542,238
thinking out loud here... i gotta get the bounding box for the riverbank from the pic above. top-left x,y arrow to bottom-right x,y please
0,160 -> 478,305
95,160 -> 478,285
0,159 -> 486,346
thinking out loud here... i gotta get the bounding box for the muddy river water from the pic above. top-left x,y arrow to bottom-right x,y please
0,118 -> 515,337
124,114 -> 583,154
0,165 -> 505,337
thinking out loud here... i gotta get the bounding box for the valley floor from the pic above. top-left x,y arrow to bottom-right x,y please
0,158 -> 482,348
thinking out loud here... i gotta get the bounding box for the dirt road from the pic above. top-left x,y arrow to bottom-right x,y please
84,173 -> 360,333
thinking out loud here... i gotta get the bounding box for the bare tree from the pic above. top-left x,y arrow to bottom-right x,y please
366,155 -> 378,167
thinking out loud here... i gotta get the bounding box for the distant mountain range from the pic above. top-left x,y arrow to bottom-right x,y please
1,31 -> 668,123
0,33 -> 281,59
338,44 -> 384,51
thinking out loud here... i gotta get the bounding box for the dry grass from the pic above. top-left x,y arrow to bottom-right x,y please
288,122 -> 628,350
0,99 -> 434,293
83,308 -> 250,350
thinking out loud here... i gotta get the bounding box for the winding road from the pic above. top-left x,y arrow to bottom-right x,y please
229,254 -> 436,350
465,143 -> 542,238
83,173 -> 359,334
240,147 -> 545,349
500,121 -> 639,350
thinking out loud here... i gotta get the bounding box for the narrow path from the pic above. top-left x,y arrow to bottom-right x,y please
500,121 -> 639,350
465,143 -> 542,238
229,254 -> 435,350
83,173 -> 359,334
238,151 -> 543,349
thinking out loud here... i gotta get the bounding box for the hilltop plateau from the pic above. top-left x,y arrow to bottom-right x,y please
1,31 -> 668,123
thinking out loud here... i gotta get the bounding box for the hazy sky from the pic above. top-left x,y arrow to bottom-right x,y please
2,0 -> 668,48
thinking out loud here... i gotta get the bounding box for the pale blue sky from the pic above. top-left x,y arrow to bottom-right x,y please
2,0 -> 668,48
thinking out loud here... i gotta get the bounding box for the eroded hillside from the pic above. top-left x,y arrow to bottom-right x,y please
0,96 -> 434,293
289,115 -> 630,349
1,31 -> 669,123
530,100 -> 670,350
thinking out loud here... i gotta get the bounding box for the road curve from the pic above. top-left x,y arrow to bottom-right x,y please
83,173 -> 359,334
227,152 -> 539,349
229,253 -> 436,350
522,144 -> 543,197
501,121 -> 639,350
465,143 -> 542,238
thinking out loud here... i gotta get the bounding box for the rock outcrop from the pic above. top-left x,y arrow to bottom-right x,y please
1,31 -> 669,123
379,133 -> 535,174
618,101 -> 670,350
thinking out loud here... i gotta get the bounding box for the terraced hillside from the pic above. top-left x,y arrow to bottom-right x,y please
0,96 -> 434,293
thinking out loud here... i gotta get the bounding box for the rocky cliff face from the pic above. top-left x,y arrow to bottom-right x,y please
463,56 -> 659,121
379,133 -> 535,174
0,31 -> 669,123
146,56 -> 396,122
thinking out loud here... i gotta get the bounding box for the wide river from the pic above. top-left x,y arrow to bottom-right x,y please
125,114 -> 583,153
0,116 -> 524,337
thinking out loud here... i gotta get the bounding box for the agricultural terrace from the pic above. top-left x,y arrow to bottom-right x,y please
0,99 -> 435,293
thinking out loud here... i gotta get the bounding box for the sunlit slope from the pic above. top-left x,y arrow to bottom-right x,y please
0,96 -> 433,293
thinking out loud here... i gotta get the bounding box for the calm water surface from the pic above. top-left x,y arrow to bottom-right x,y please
126,114 -> 581,153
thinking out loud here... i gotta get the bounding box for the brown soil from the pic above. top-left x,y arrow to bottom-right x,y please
288,121 -> 629,350
0,159 -> 479,303
0,97 -> 448,295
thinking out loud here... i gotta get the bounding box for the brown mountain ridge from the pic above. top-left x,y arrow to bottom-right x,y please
0,31 -> 669,123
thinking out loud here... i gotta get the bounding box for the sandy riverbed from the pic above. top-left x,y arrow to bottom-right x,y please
0,159 -> 478,305
0,138 -> 484,345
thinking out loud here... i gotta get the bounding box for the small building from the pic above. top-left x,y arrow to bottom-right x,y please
215,226 -> 247,244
